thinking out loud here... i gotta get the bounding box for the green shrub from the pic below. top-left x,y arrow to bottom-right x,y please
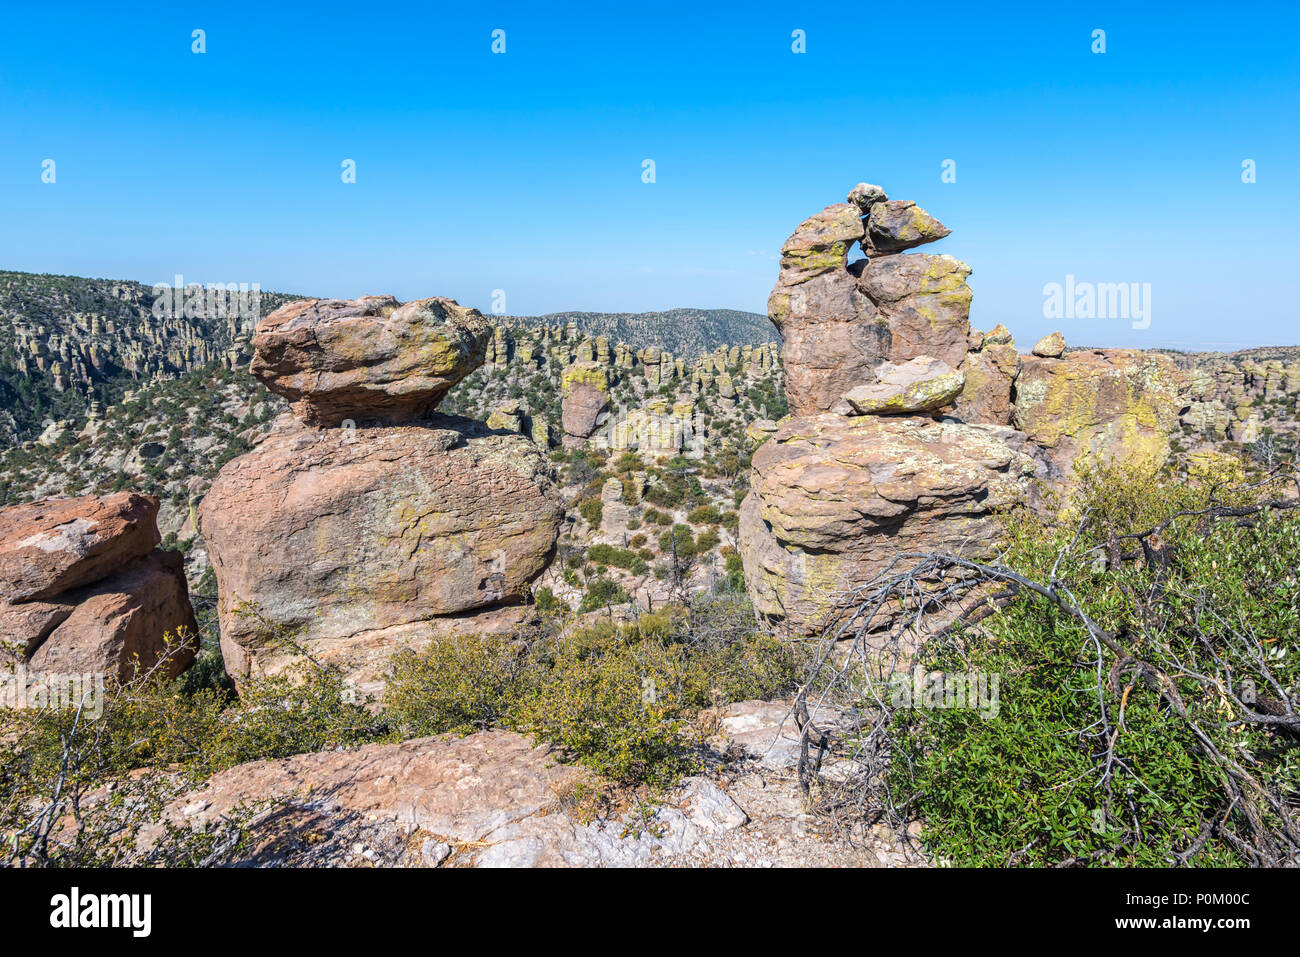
577,497 -> 603,528
586,543 -> 650,576
878,460 -> 1300,866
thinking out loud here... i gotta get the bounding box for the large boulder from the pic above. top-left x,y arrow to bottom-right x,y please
250,295 -> 491,427
0,492 -> 160,603
854,253 -> 972,370
560,362 -> 610,443
739,414 -> 1039,636
199,414 -> 564,687
842,356 -> 965,416
1012,349 -> 1187,479
0,494 -> 196,681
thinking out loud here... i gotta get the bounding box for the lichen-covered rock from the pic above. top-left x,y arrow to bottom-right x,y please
250,295 -> 491,426
560,361 -> 611,442
842,356 -> 964,416
954,323 -> 1019,425
199,414 -> 563,687
1012,350 -> 1187,478
486,400 -> 524,433
854,253 -> 973,370
775,203 -> 864,286
1032,331 -> 1067,358
862,200 -> 951,256
739,414 -> 1039,636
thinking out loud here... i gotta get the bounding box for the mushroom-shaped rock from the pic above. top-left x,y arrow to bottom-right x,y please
250,295 -> 491,427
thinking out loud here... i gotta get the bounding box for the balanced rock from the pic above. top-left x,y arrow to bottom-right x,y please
0,493 -> 196,681
841,356 -> 965,416
1032,331 -> 1067,358
199,414 -> 564,687
739,415 -> 1039,636
1013,350 -> 1186,478
862,200 -> 951,256
250,295 -> 490,426
769,185 -> 970,416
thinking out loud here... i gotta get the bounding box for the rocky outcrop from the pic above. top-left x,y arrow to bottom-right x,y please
768,185 -> 967,416
202,294 -> 564,689
740,414 -> 1038,635
0,493 -> 196,681
201,414 -> 562,688
1013,349 -> 1186,478
249,296 -> 490,427
954,324 -> 1018,425
841,356 -> 964,416
560,361 -> 610,445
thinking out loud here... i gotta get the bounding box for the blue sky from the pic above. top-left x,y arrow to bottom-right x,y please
1,1 -> 1296,349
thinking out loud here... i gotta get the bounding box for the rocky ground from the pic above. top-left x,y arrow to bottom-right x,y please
147,700 -> 923,869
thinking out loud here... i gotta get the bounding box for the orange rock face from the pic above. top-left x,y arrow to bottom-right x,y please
0,494 -> 196,682
199,414 -> 564,686
0,492 -> 160,603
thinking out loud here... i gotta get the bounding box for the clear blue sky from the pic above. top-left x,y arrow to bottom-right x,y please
1,1 -> 1296,349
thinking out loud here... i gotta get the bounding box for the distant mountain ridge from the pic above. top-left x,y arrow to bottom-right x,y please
0,269 -> 779,444
499,308 -> 777,356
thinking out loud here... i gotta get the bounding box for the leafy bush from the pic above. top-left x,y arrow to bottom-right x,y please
385,604 -> 806,789
577,497 -> 603,528
811,459 -> 1300,867
586,543 -> 650,576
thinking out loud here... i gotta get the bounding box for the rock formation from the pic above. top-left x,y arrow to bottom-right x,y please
0,492 -> 197,680
560,361 -> 610,446
201,295 -> 563,689
741,181 -> 1187,637
768,183 -> 966,416
249,295 -> 490,427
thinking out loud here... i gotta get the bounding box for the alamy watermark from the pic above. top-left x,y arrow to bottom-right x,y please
1042,275 -> 1151,330
151,274 -> 261,321
2,665 -> 106,719
888,666 -> 1000,720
